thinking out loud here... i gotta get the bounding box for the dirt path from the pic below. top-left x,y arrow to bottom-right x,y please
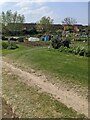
2,60 -> 88,117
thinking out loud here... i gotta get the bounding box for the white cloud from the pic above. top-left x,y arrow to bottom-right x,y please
16,2 -> 55,23
13,1 -> 56,23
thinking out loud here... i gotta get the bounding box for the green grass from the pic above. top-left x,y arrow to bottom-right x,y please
2,70 -> 85,118
2,44 -> 88,87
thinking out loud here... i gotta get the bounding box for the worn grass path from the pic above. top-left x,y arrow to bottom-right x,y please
2,59 -> 88,117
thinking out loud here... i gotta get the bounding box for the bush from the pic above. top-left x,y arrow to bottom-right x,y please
7,42 -> 18,49
59,46 -> 64,52
37,34 -> 43,38
2,41 -> 18,50
73,46 -> 81,55
68,47 -> 73,53
17,37 -> 24,42
2,42 -> 8,49
62,47 -> 69,53
58,45 -> 89,57
79,47 -> 85,56
59,47 -> 72,53
52,36 -> 61,49
85,49 -> 90,57
61,40 -> 70,48
29,28 -> 38,35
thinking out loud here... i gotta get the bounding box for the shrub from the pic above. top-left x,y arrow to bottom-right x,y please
52,36 -> 61,49
37,34 -> 43,38
62,47 -> 69,53
7,42 -> 18,49
68,47 -> 73,53
61,40 -> 70,48
28,28 -> 38,35
2,42 -> 8,49
79,47 -> 85,56
59,46 -> 64,52
73,46 -> 81,55
85,50 -> 90,57
2,41 -> 18,50
17,37 -> 24,42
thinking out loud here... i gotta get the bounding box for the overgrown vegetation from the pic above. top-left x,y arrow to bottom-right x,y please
51,35 -> 70,49
2,41 -> 18,50
17,37 -> 24,42
58,46 -> 90,57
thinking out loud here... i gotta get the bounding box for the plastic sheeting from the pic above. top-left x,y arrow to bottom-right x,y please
28,37 -> 39,41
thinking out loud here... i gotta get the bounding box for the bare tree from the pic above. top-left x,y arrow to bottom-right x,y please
62,17 -> 77,25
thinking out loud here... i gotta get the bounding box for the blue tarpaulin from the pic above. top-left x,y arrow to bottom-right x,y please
44,36 -> 49,41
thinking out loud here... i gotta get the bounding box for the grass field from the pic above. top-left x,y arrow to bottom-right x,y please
2,42 -> 88,87
2,40 -> 88,118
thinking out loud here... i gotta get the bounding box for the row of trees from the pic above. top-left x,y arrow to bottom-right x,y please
1,10 -> 78,35
1,10 -> 77,26
1,10 -> 25,25
36,16 -> 77,33
1,10 -> 25,35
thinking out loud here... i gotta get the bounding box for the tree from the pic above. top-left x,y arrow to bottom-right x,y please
1,10 -> 25,25
1,10 -> 25,35
37,16 -> 53,33
62,17 -> 77,25
13,11 -> 17,23
5,10 -> 12,24
1,12 -> 6,25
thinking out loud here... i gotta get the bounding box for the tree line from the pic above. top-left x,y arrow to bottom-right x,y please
1,10 -> 77,25
1,10 -> 78,35
1,10 -> 25,25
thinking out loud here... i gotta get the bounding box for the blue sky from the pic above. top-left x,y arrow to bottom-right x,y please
0,1 -> 88,25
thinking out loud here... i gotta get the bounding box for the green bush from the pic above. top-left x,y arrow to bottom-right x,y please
17,37 -> 24,42
37,34 -> 43,38
7,42 -> 18,50
62,47 -> 69,53
59,46 -> 73,53
68,48 -> 73,53
79,47 -> 85,56
2,42 -> 8,49
85,49 -> 90,57
52,36 -> 61,49
74,46 -> 81,55
58,45 -> 89,57
59,46 -> 64,52
2,41 -> 18,50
